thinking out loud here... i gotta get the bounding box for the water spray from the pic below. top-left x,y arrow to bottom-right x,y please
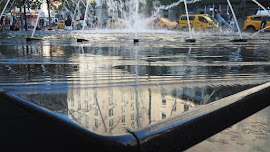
183,0 -> 195,42
227,0 -> 247,42
77,0 -> 91,42
133,0 -> 140,43
0,0 -> 11,24
27,0 -> 46,41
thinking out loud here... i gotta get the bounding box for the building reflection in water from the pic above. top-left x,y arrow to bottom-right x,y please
67,86 -> 199,135
11,44 -> 268,136
65,46 -> 259,136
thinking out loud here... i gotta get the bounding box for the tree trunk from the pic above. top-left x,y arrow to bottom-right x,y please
47,0 -> 52,30
20,7 -> 23,31
23,0 -> 27,31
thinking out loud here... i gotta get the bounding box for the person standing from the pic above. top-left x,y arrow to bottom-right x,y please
64,16 -> 72,30
39,17 -> 44,30
215,11 -> 232,31
5,16 -> 10,30
79,17 -> 84,29
260,17 -> 267,32
0,16 -> 4,31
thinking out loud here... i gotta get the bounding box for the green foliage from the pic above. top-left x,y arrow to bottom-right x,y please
0,0 -> 43,11
233,4 -> 253,19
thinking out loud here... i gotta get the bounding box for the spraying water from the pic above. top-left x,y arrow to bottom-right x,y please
153,0 -> 200,17
72,0 -> 80,29
134,0 -> 139,39
82,0 -> 91,31
0,0 -> 11,22
183,0 -> 192,39
31,0 -> 46,38
227,0 -> 242,39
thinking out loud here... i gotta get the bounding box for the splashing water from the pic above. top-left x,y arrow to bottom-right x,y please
82,0 -> 91,31
183,0 -> 192,39
0,0 -> 10,22
105,0 -> 199,34
227,0 -> 242,39
31,0 -> 46,38
153,0 -> 200,17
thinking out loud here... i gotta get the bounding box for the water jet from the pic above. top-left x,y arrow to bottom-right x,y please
183,0 -> 195,43
26,0 -> 46,41
227,0 -> 245,42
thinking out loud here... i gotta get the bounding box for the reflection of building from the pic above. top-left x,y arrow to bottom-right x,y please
67,86 -> 198,135
66,46 -> 265,135
66,50 -> 200,135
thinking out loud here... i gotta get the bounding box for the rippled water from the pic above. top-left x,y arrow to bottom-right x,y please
0,30 -> 270,143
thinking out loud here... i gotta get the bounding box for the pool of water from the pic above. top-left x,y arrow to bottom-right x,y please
0,30 -> 270,145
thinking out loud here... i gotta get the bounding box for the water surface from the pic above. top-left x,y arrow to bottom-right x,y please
0,31 -> 270,139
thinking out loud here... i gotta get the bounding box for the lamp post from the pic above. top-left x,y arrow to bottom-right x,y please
46,0 -> 52,30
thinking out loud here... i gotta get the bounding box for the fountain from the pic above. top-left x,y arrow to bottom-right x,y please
227,0 -> 247,42
72,0 -> 81,30
26,0 -> 46,41
0,0 -> 10,23
183,0 -> 195,42
3,0 -> 270,151
77,0 -> 91,42
133,0 -> 139,43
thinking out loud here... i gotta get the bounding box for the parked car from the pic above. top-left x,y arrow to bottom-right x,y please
243,15 -> 270,31
147,17 -> 178,30
57,20 -> 65,29
179,14 -> 218,31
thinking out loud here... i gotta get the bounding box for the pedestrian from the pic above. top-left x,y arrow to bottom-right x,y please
92,16 -> 98,28
215,11 -> 232,31
221,12 -> 230,23
79,17 -> 84,29
153,16 -> 158,29
260,17 -> 267,32
64,16 -> 72,30
5,16 -> 10,30
39,17 -> 44,30
0,16 -> 4,31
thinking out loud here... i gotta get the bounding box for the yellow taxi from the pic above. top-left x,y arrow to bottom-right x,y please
147,17 -> 178,30
57,20 -> 65,29
243,15 -> 270,31
106,18 -> 130,29
179,14 -> 218,31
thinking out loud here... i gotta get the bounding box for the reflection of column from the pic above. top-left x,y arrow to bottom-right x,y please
95,91 -> 107,132
148,88 -> 151,125
135,46 -> 140,129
